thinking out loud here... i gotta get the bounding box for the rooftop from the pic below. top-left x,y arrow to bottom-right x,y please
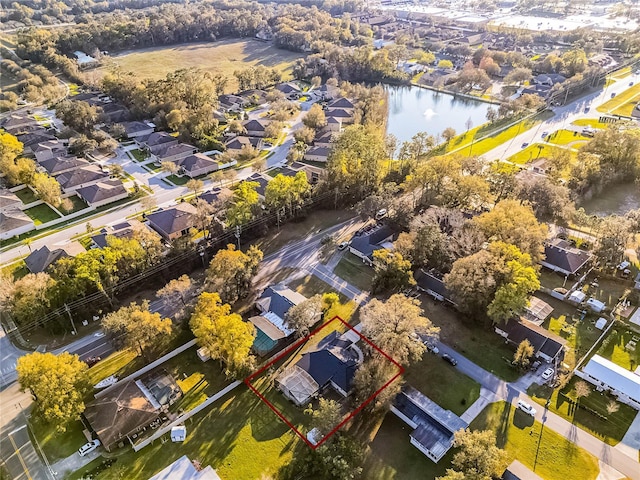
582,355 -> 640,403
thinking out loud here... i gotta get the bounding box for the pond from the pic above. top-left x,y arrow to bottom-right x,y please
385,85 -> 493,145
582,183 -> 640,216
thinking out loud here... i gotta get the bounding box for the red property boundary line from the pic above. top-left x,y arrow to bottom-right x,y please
244,315 -> 404,449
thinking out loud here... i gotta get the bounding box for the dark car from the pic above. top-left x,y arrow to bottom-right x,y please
442,353 -> 457,366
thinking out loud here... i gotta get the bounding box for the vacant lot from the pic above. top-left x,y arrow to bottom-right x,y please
99,39 -> 303,93
333,253 -> 373,291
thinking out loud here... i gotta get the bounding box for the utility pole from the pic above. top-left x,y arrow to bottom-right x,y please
64,303 -> 77,336
234,225 -> 241,250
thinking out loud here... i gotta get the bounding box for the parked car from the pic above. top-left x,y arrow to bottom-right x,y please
584,106 -> 590,113
426,343 -> 439,354
442,353 -> 457,366
375,208 -> 387,220
611,92 -> 617,98
521,142 -> 529,148
517,400 -> 536,416
85,356 -> 102,367
78,439 -> 101,457
629,82 -> 634,86
337,241 -> 349,251
541,131 -> 548,138
541,368 -> 554,381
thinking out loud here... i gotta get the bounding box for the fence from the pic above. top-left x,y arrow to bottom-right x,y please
132,380 -> 241,452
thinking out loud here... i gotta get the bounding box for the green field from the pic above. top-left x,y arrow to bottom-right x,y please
572,118 -> 611,129
23,204 -> 60,225
333,253 -> 374,291
99,39 -> 303,93
597,82 -> 640,115
545,129 -> 590,146
507,143 -> 574,165
471,402 -> 600,480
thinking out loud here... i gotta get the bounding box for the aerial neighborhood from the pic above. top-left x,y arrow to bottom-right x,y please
2,0 -> 640,480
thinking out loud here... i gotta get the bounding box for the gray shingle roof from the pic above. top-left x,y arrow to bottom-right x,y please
39,156 -> 89,176
76,179 -> 127,204
57,165 -> 109,191
146,203 -> 198,238
24,241 -> 85,273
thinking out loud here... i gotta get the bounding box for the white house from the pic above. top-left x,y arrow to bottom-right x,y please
578,355 -> 640,410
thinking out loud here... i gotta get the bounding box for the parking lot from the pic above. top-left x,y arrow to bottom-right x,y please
0,425 -> 50,480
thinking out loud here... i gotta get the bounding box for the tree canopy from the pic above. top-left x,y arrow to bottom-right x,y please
205,244 -> 263,304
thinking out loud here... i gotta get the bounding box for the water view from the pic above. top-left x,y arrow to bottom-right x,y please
385,85 -> 493,144
582,183 -> 640,216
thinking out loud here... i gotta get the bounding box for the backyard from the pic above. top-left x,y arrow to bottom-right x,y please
333,253 -> 373,292
471,401 -> 600,480
63,195 -> 89,215
527,376 -> 637,445
13,186 -> 38,204
404,352 -> 481,416
98,39 -> 303,93
23,204 -> 60,225
596,326 -> 640,371
129,149 -> 149,162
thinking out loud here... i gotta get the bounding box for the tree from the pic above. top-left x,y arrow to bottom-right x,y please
417,50 -> 436,65
294,126 -> 316,145
190,292 -> 255,376
285,294 -> 322,336
161,161 -> 179,175
574,380 -> 591,415
474,199 -> 548,263
504,67 -> 532,85
108,163 -> 124,178
447,429 -> 508,480
355,194 -> 386,220
226,181 -> 260,227
264,121 -> 284,140
606,400 -> 620,415
205,244 -> 263,304
186,178 -> 204,199
438,59 -> 454,69
56,99 -> 101,134
441,127 -> 457,144
595,216 -> 632,265
371,249 -> 415,294
562,49 -> 588,77
361,294 -> 439,366
305,398 -> 342,436
0,272 -> 54,326
516,176 -> 573,223
286,433 -> 364,480
513,339 -> 534,370
353,358 -> 402,413
31,172 -> 61,207
264,172 -> 310,217
437,471 -> 466,480
16,352 -> 90,432
157,275 -> 192,307
102,301 -> 172,360
68,134 -> 98,156
303,103 -> 327,130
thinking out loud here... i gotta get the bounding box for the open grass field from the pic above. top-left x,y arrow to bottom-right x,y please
545,129 -> 590,146
527,376 -> 637,446
572,118 -> 611,129
23,203 -> 60,225
471,401 -> 600,480
404,352 -> 481,416
507,143 -> 575,165
333,253 -> 373,292
597,82 -> 640,114
99,39 -> 303,93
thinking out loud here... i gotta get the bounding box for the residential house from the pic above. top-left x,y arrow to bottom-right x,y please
245,173 -> 270,197
240,89 -> 268,105
155,143 -> 196,164
414,269 -> 456,305
57,165 -> 110,193
83,372 -> 181,452
276,82 -> 302,98
540,238 -> 592,277
122,121 -> 154,139
0,189 -> 34,240
143,132 -> 177,156
391,386 -> 468,463
533,73 -> 566,87
578,355 -> 640,410
74,51 -> 100,69
34,140 -> 69,163
303,146 -> 330,163
0,113 -> 38,135
149,456 -> 221,480
397,61 -> 426,75
146,202 -> 198,241
314,84 -> 338,101
76,179 -> 128,208
100,102 -> 130,124
276,334 -> 360,406
290,161 -> 324,185
348,225 -> 395,266
326,108 -> 355,124
177,153 -> 219,178
90,220 -> 148,249
38,155 -> 90,177
327,98 -> 355,111
24,242 -> 86,273
251,284 -> 308,355
313,131 -> 335,148
495,318 -> 566,363
218,94 -> 248,111
199,187 -> 232,206
324,116 -> 343,132
243,119 -> 270,138
225,136 -> 262,154
16,130 -> 56,154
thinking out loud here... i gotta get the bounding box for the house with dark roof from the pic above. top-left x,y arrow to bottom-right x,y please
225,136 -> 256,154
327,98 -> 355,110
0,195 -> 35,239
314,84 -> 338,101
324,116 -> 343,132
16,130 -> 56,153
218,94 -> 248,111
540,238 -> 592,276
100,102 -> 130,124
76,179 -> 128,208
38,155 -> 90,177
533,73 -> 566,87
414,269 -> 455,305
198,187 -> 232,206
243,119 -> 270,138
122,121 -> 154,139
290,161 -> 324,184
1,113 -> 38,134
276,82 -> 302,97
313,131 -> 335,148
245,173 -> 270,197
57,165 -> 109,193
240,89 -> 268,105
90,220 -> 145,249
348,225 -> 395,266
392,386 -> 468,463
326,108 -> 355,124
155,143 -> 197,163
146,203 -> 198,241
24,242 -> 86,273
177,153 -> 219,178
303,146 -> 330,162
34,140 -> 69,163
495,318 -> 566,363
251,284 -> 308,355
276,334 -> 360,406
143,132 -> 177,155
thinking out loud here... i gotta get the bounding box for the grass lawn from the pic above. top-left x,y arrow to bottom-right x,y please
333,253 -> 373,291
0,261 -> 28,281
14,186 -> 38,204
545,129 -> 590,146
29,418 -> 86,463
418,297 -> 519,381
63,195 -> 89,215
166,174 -> 189,186
362,413 -> 451,480
527,376 -> 637,445
507,143 -> 574,165
289,273 -> 347,303
144,161 -> 162,172
582,275 -> 629,307
23,204 -> 60,225
83,386 -> 302,480
404,352 -> 481,416
129,149 -> 149,162
100,39 -> 303,93
597,82 -> 640,114
471,401 -> 599,480
86,349 -> 141,386
572,118 -> 610,129
596,326 -> 640,371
